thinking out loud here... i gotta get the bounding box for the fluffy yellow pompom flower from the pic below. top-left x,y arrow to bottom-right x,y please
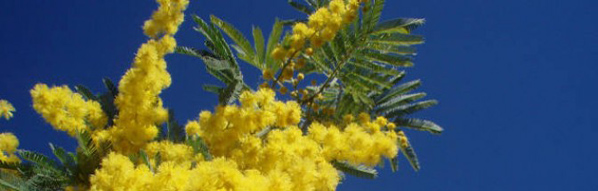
89,153 -> 153,191
0,133 -> 20,163
31,84 -> 107,136
185,120 -> 201,136
0,100 -> 15,120
143,0 -> 189,38
107,0 -> 188,154
308,120 -> 398,167
144,141 -> 194,164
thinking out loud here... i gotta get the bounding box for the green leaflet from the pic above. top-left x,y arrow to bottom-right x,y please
384,100 -> 438,118
394,118 -> 443,134
17,151 -> 55,170
178,15 -> 251,105
265,19 -> 284,71
187,136 -> 213,161
202,84 -> 223,95
288,0 -> 314,15
331,161 -> 378,179
252,26 -> 265,69
49,143 -> 75,170
376,79 -> 421,104
358,49 -> 414,67
138,150 -> 153,172
397,130 -> 421,171
346,58 -> 400,76
346,72 -> 392,89
367,42 -> 418,55
74,85 -> 97,101
368,33 -> 425,45
389,157 -> 399,172
360,0 -> 385,35
210,15 -> 255,66
372,18 -> 425,34
376,92 -> 427,114
165,109 -> 185,143
102,78 -> 118,98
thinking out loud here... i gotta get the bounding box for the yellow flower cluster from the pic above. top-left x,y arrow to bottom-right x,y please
0,99 -> 15,120
308,119 -> 398,167
143,141 -> 196,164
30,84 -> 107,136
91,152 -> 320,191
90,153 -> 155,191
143,0 -> 189,38
0,133 -> 20,163
272,0 -> 366,61
89,88 -> 402,191
189,88 -> 301,156
101,0 -> 188,154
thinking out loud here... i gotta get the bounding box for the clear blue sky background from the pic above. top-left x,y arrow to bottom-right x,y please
1,0 -> 597,190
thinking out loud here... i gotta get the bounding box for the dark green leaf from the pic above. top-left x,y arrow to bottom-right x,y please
166,109 -> 185,143
394,118 -> 443,134
398,131 -> 421,171
346,59 -> 399,76
367,43 -> 417,55
288,0 -> 314,14
376,93 -> 427,113
17,150 -> 60,174
359,50 -> 413,67
372,18 -> 425,34
219,80 -> 243,105
139,150 -> 152,172
331,161 -> 378,179
202,84 -> 223,95
390,157 -> 399,172
368,33 -> 424,45
252,26 -> 266,68
265,19 -> 284,70
384,100 -> 438,118
102,78 -> 118,98
187,137 -> 212,161
0,161 -> 22,170
376,79 -> 421,104
210,15 -> 255,66
74,85 -> 97,101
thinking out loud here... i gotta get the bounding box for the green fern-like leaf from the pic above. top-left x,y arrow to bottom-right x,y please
394,118 -> 443,134
211,15 -> 256,67
372,18 -> 425,34
397,130 -> 421,171
252,26 -> 266,68
288,0 -> 314,15
331,161 -> 378,179
384,100 -> 438,118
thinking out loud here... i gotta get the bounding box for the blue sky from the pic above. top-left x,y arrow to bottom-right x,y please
1,0 -> 597,190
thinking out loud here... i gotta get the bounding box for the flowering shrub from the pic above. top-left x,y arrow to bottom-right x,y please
0,0 -> 442,190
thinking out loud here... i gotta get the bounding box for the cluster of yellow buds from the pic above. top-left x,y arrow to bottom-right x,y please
272,0 -> 367,62
260,58 -> 308,95
267,0 -> 368,96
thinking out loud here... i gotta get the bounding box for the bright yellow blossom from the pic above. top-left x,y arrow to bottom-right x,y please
0,100 -> 15,120
0,133 -> 20,163
106,0 -> 188,154
31,84 -> 107,136
185,120 -> 201,136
